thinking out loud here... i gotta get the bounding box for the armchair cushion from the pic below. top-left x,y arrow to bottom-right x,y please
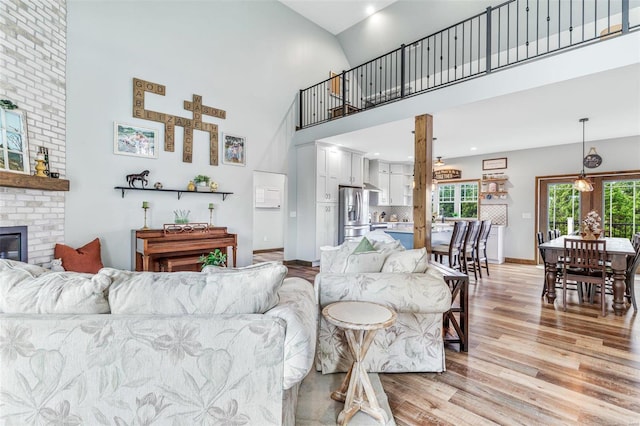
381,248 -> 429,273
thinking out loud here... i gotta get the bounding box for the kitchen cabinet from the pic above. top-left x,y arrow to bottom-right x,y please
296,143 -> 339,265
338,150 -> 364,187
369,160 -> 390,206
315,203 -> 338,260
486,225 -> 505,264
316,145 -> 340,203
372,162 -> 413,206
389,173 -> 404,205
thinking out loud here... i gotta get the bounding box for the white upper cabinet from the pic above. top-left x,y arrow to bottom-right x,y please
338,150 -> 364,187
316,145 -> 339,203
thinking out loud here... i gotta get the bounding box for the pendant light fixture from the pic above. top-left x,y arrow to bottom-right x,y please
573,117 -> 593,192
434,156 -> 445,166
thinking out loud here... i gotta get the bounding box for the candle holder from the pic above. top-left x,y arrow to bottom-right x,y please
142,206 -> 150,230
208,205 -> 214,228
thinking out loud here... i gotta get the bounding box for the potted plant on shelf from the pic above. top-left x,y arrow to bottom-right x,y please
199,249 -> 227,269
194,175 -> 210,191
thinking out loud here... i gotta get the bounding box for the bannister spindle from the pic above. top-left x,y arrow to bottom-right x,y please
486,6 -> 492,73
298,89 -> 303,129
341,70 -> 347,116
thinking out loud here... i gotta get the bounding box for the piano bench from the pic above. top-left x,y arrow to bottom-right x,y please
159,255 -> 203,272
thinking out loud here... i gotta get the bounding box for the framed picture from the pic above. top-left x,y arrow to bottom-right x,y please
482,157 -> 507,170
222,133 -> 246,166
0,107 -> 30,174
114,122 -> 159,159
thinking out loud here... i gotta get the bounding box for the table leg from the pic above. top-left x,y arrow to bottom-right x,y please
544,260 -> 558,304
334,328 -> 387,426
611,267 -> 627,316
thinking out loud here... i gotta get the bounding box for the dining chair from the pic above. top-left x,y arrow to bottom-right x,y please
475,220 -> 492,278
433,221 -> 467,272
462,220 -> 481,280
548,229 -> 561,241
600,236 -> 640,311
562,238 -> 608,316
538,231 -> 567,299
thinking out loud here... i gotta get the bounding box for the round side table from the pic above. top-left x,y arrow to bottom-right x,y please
322,301 -> 397,425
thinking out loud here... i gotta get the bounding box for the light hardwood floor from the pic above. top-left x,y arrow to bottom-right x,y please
254,251 -> 640,425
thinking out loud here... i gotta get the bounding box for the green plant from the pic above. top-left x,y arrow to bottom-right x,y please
194,174 -> 210,184
199,249 -> 227,268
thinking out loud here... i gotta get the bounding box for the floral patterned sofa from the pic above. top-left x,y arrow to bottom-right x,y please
315,238 -> 453,374
0,259 -> 316,426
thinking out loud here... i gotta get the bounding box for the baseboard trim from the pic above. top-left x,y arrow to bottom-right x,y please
283,259 -> 314,267
505,257 -> 537,265
253,248 -> 284,254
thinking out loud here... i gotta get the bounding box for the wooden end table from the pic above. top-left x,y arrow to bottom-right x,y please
322,301 -> 397,425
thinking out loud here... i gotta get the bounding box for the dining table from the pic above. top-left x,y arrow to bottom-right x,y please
539,236 -> 635,316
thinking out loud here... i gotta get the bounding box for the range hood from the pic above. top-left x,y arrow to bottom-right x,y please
363,182 -> 381,192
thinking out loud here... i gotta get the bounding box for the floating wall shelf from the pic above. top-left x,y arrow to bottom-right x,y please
114,186 -> 233,201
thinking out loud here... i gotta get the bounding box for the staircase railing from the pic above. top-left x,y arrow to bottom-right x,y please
299,0 -> 637,129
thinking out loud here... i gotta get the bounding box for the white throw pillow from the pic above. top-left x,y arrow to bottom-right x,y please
381,248 -> 429,273
104,263 -> 287,315
373,239 -> 405,256
0,260 -> 110,314
344,251 -> 386,273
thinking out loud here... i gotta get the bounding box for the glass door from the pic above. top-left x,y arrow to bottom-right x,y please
603,178 -> 640,238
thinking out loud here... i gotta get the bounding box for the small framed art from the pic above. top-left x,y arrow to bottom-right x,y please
482,157 -> 507,170
222,133 -> 246,166
114,122 -> 158,159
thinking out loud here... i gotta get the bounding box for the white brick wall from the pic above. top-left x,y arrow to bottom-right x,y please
0,0 -> 66,265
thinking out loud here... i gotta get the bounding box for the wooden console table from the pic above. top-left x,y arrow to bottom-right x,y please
133,227 -> 237,272
430,261 -> 469,352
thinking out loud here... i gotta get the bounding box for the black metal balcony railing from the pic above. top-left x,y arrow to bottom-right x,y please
551,222 -> 638,239
299,0 -> 638,129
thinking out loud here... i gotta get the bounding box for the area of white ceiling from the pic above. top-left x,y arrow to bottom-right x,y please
279,0 -> 398,35
318,64 -> 640,163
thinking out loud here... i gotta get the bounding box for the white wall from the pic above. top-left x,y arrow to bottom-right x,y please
445,135 -> 640,261
253,171 -> 285,250
66,1 -> 350,269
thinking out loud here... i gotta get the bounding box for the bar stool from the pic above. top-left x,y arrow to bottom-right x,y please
462,220 -> 481,280
433,221 -> 467,272
476,220 -> 492,278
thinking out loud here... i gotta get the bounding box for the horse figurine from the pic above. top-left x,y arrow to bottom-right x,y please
126,170 -> 150,188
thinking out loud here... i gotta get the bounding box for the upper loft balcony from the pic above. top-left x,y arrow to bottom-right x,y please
298,0 -> 640,130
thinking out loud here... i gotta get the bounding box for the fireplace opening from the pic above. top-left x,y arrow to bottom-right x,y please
0,226 -> 28,262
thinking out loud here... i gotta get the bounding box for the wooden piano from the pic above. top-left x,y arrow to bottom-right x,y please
133,225 -> 237,272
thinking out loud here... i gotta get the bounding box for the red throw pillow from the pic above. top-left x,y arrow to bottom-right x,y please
54,238 -> 104,273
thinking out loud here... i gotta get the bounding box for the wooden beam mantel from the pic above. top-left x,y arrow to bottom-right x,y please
0,171 -> 69,191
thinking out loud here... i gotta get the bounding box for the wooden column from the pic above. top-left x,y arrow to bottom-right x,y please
413,114 -> 433,251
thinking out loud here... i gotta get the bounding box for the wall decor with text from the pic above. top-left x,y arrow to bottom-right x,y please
482,157 -> 508,170
132,78 -> 226,165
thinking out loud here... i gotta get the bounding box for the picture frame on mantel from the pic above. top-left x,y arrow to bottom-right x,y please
0,107 -> 30,174
114,122 -> 159,159
222,133 -> 246,166
482,157 -> 507,170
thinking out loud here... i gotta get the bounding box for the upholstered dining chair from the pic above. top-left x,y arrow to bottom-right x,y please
476,220 -> 492,278
562,238 -> 608,316
432,221 -> 467,272
461,220 -> 481,280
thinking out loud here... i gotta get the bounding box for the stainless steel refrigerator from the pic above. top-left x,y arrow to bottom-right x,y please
338,187 -> 370,244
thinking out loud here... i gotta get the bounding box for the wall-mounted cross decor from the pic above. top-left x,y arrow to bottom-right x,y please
132,78 -> 226,165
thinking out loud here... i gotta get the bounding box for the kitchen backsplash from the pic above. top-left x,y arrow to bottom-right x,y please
370,205 -> 413,222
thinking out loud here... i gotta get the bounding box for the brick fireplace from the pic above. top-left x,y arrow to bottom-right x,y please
0,0 -> 67,265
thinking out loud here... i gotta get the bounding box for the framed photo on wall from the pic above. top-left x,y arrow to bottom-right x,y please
222,133 -> 246,166
482,157 -> 507,170
114,122 -> 158,159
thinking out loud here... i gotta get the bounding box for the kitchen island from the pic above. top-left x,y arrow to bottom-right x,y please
384,224 -> 453,250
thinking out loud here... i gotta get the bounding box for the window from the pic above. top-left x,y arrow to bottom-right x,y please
435,181 -> 478,218
603,179 -> 640,238
547,183 -> 581,235
0,108 -> 30,174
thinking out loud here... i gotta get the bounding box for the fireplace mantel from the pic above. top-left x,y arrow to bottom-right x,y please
0,171 -> 69,191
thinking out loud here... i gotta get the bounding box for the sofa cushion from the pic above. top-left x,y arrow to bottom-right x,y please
381,248 -> 429,273
104,263 -> 287,315
0,259 -> 110,314
54,238 -> 104,273
372,239 -> 405,256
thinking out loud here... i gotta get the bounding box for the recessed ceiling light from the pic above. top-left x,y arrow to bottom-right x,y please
408,155 -> 414,159
366,5 -> 376,15
374,152 -> 380,156
470,147 -> 477,151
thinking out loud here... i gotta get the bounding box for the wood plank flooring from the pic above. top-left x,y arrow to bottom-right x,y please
254,251 -> 640,425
